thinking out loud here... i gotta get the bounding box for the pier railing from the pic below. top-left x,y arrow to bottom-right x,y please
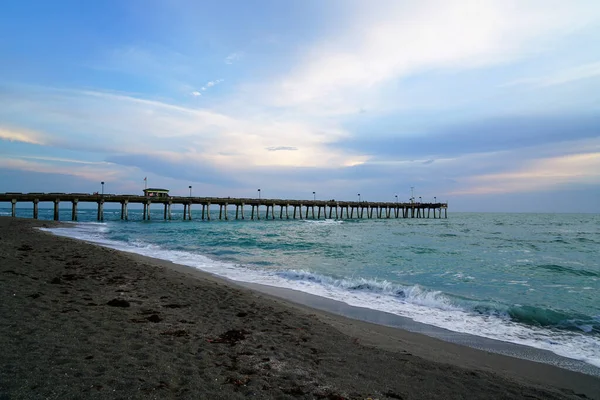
0,192 -> 448,221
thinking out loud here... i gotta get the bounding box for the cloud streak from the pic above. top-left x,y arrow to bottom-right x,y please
0,127 -> 47,145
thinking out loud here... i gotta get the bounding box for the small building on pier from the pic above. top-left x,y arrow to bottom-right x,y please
143,188 -> 170,198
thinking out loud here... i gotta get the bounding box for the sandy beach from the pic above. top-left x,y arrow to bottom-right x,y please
1,217 -> 599,400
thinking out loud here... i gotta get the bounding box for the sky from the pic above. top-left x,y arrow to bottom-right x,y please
1,0 -> 600,212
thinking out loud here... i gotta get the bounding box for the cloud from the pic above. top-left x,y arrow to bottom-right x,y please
225,52 -> 243,65
450,152 -> 600,195
336,113 -> 600,160
195,79 -> 224,94
13,155 -> 110,165
266,146 -> 298,152
257,1 -> 600,114
502,61 -> 600,88
0,127 -> 47,145
0,156 -> 125,182
206,79 -> 224,88
191,91 -> 202,96
0,86 -> 367,170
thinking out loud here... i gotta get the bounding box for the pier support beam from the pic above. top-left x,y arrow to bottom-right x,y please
53,199 -> 60,221
286,204 -> 289,219
240,204 -> 244,220
11,199 -> 16,217
121,200 -> 129,220
72,200 -> 78,221
206,203 -> 210,220
187,203 -> 192,220
299,204 -> 303,219
251,205 -> 255,220
225,203 -> 229,220
280,205 -> 284,219
201,204 -> 206,220
97,201 -> 104,221
219,204 -> 223,220
236,205 -> 239,220
167,202 -> 172,220
33,199 -> 39,220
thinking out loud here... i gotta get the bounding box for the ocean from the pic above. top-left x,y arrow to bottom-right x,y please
4,207 -> 599,369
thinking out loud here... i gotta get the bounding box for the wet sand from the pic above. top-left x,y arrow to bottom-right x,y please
1,217 -> 599,399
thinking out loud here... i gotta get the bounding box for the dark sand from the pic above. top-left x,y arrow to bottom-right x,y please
1,217 -> 599,399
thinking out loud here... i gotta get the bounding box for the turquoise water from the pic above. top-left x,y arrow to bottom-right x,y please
5,207 -> 599,367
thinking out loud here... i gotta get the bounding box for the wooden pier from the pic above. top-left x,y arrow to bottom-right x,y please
0,192 -> 448,221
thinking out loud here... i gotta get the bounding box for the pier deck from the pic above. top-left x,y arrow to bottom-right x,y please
0,193 -> 448,221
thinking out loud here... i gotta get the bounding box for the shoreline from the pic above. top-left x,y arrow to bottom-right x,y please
1,217 -> 599,399
44,218 -> 600,376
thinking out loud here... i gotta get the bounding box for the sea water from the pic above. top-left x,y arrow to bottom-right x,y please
5,207 -> 599,368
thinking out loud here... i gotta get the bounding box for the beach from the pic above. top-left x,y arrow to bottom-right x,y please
1,217 -> 599,399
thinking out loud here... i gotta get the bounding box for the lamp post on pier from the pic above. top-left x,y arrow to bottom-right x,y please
101,181 -> 104,196
419,196 -> 422,204
434,196 -> 437,203
189,185 -> 192,197
313,191 -> 316,201
410,187 -> 414,203
358,193 -> 361,203
258,188 -> 261,201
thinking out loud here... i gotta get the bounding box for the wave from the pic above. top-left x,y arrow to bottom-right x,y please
506,305 -> 600,334
278,270 -> 599,334
535,264 -> 600,278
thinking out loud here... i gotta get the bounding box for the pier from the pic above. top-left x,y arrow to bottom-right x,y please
0,192 -> 448,221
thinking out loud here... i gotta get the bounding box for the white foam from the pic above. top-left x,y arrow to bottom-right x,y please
42,223 -> 600,368
301,219 -> 343,225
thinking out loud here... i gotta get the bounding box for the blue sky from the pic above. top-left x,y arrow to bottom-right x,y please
1,0 -> 599,212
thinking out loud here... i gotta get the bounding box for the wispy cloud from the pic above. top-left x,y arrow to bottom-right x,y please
196,79 -> 224,93
266,146 -> 298,152
0,127 -> 47,145
0,157 -> 125,182
501,61 -> 600,88
191,91 -> 202,96
224,52 -> 243,65
13,155 -> 110,165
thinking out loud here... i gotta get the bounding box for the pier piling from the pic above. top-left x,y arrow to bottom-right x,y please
33,199 -> 39,219
53,199 -> 60,221
72,200 -> 78,221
